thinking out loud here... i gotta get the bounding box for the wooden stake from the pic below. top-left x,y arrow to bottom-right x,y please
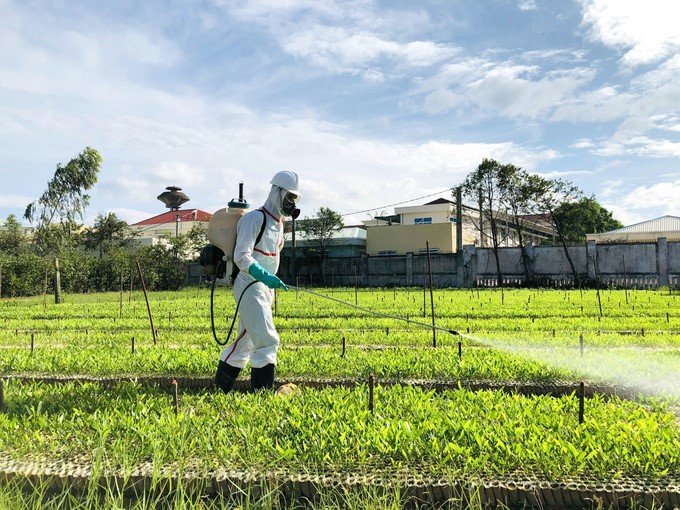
578,382 -> 585,424
135,259 -> 157,345
172,379 -> 179,415
368,374 -> 374,414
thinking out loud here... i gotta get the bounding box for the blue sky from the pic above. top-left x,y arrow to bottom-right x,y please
1,0 -> 679,228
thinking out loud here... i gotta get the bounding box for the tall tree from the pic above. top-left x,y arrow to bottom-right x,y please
552,197 -> 623,244
497,166 -> 535,284
528,175 -> 584,288
461,159 -> 511,287
24,147 -> 102,254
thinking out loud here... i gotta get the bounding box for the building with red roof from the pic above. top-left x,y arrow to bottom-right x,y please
131,208 -> 213,243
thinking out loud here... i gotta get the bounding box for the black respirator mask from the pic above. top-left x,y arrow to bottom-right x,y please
282,191 -> 300,219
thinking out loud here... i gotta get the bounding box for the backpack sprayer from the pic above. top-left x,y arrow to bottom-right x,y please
200,183 -> 260,346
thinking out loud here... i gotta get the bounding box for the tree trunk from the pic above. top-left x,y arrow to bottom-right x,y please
514,224 -> 532,284
552,214 -> 581,288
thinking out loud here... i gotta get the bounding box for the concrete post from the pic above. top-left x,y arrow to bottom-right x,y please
657,237 -> 669,287
463,245 -> 476,288
586,240 -> 597,281
456,187 -> 463,253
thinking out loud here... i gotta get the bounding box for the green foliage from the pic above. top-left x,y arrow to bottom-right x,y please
24,147 -> 102,255
81,212 -> 135,259
1,287 -> 679,507
134,244 -> 186,291
0,214 -> 29,257
299,207 -> 344,257
553,197 -> 624,244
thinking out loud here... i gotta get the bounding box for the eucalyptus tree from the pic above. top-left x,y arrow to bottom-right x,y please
24,147 -> 102,255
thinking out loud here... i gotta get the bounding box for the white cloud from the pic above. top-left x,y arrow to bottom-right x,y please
570,138 -> 594,149
420,59 -> 595,118
619,180 -> 680,215
593,137 -> 680,158
281,26 -> 458,74
578,0 -> 680,66
518,0 -> 537,11
0,194 -> 34,209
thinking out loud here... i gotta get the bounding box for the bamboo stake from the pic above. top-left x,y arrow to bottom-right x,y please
368,374 -> 374,414
172,379 -> 179,415
135,259 -> 157,345
426,241 -> 436,348
578,382 -> 585,424
119,273 -> 124,319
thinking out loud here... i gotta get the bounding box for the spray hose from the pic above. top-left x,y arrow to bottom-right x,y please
210,263 -> 258,346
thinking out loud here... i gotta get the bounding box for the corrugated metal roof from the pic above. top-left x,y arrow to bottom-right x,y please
605,215 -> 680,234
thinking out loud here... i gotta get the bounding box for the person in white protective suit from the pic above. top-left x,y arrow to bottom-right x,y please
215,171 -> 301,393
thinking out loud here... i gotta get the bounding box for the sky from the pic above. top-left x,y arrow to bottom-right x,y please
1,0 -> 679,229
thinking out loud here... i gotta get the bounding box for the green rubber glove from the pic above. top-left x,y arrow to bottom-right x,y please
248,261 -> 288,290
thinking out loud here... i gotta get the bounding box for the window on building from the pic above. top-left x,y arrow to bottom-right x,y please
418,247 -> 439,254
377,250 -> 397,256
414,217 -> 432,224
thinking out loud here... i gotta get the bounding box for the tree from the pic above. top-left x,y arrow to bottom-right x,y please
24,147 -> 102,254
497,166 -> 536,284
0,214 -> 29,257
300,207 -> 344,257
461,159 -> 511,287
82,212 -> 132,259
300,207 -> 344,284
552,197 -> 623,244
527,175 -> 584,288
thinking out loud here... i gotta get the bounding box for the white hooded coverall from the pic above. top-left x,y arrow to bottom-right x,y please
218,186 -> 286,368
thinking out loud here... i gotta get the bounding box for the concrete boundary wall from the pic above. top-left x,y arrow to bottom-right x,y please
192,238 -> 678,289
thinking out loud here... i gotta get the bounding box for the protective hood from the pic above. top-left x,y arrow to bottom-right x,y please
264,185 -> 287,219
264,185 -> 300,219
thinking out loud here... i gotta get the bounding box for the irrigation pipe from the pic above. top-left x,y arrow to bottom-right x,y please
289,285 -> 460,338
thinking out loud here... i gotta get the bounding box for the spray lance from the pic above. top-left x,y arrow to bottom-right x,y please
286,285 -> 460,338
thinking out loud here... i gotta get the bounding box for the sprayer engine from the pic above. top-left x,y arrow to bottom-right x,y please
199,244 -> 226,279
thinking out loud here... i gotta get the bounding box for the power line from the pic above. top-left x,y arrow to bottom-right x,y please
341,187 -> 457,217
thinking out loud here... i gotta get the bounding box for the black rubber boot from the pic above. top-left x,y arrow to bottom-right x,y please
215,360 -> 241,394
250,363 -> 275,391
